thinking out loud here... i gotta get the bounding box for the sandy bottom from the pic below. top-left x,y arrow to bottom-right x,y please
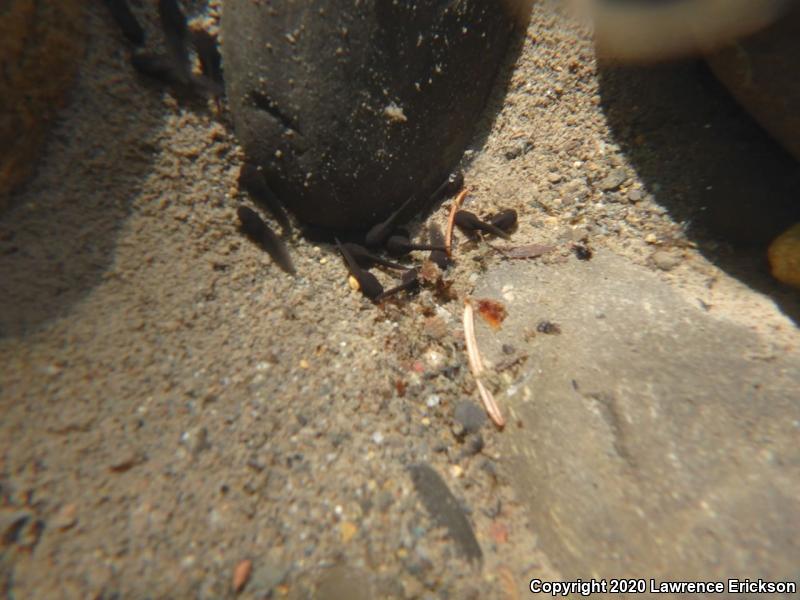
1,1 -> 797,598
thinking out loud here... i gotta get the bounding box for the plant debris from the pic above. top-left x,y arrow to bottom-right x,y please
476,298 -> 507,329
464,300 -> 505,428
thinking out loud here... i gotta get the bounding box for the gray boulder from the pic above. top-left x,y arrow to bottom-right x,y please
474,252 -> 800,586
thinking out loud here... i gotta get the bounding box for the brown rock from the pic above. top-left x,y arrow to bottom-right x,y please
0,0 -> 87,207
706,5 -> 800,162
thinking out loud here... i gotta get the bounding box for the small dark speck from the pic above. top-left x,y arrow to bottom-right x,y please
501,344 -> 515,355
573,243 -> 593,260
536,320 -> 561,335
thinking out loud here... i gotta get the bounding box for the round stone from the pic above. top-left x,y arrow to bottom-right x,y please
222,0 -> 518,230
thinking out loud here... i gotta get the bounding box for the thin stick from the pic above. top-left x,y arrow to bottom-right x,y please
445,188 -> 468,257
463,299 -> 505,428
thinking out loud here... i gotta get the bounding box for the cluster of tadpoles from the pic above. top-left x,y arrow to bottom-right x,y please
234,165 -> 519,303
104,0 -> 223,100
334,173 -> 519,303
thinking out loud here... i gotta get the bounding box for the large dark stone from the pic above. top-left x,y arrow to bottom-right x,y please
222,0 -> 517,230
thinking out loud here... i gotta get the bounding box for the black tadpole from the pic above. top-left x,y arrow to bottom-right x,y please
130,52 -> 185,85
191,28 -> 224,93
105,0 -> 145,46
364,195 -> 417,248
340,242 -> 406,271
430,170 -> 464,203
237,206 -> 295,275
377,268 -> 420,301
427,224 -> 452,270
238,164 -> 292,234
454,210 -> 510,240
489,209 -> 518,234
335,239 -> 384,301
385,235 -> 446,258
158,0 -> 190,82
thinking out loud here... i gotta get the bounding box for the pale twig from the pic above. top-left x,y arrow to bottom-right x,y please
445,188 -> 468,257
463,299 -> 505,428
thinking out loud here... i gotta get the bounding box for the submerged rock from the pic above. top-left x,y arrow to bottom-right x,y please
222,0 -> 520,230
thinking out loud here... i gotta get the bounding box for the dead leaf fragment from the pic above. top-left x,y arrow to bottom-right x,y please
445,189 -> 468,256
233,559 -> 252,593
463,300 -> 505,428
476,298 -> 507,329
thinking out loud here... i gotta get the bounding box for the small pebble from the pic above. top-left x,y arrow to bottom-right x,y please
52,504 -> 78,531
340,521 -> 358,543
463,433 -> 484,456
180,426 -> 210,457
627,188 -> 644,202
249,560 -> 288,597
598,167 -> 627,191
372,431 -> 384,445
426,395 -> 441,408
768,222 -> 800,288
504,139 -> 533,160
652,250 -> 682,271
547,172 -> 563,184
453,400 -> 486,436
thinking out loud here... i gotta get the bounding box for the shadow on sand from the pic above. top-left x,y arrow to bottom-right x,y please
597,59 -> 800,323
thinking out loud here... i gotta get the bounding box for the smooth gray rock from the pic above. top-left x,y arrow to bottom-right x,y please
222,0 -> 518,230
474,252 -> 800,587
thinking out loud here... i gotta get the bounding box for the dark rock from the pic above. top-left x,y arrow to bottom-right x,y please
462,432 -> 484,456
504,139 -> 533,160
222,0 -> 519,230
408,463 -> 482,563
452,400 -> 486,437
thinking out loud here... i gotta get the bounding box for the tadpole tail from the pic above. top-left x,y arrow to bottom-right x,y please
105,0 -> 145,46
335,237 -> 359,275
478,222 -> 511,240
262,226 -> 296,275
158,0 -> 191,82
191,29 -> 224,87
409,244 -> 447,252
373,256 -> 407,270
